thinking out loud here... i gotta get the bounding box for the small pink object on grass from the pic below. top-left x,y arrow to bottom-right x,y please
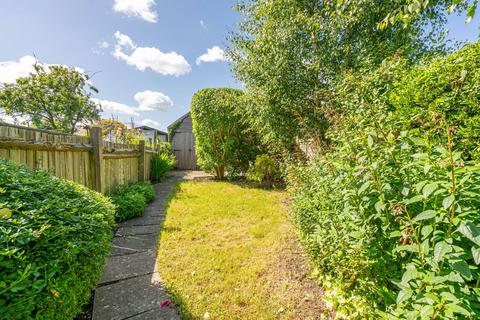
160,299 -> 172,308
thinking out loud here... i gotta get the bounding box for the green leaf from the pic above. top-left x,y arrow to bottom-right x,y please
471,247 -> 480,265
0,208 -> 12,219
421,225 -> 433,239
442,195 -> 455,209
422,183 -> 437,198
396,289 -> 412,305
404,195 -> 423,205
413,210 -> 436,222
367,135 -> 374,147
445,303 -> 470,316
457,222 -> 480,246
451,260 -> 472,279
420,305 -> 434,318
434,241 -> 452,262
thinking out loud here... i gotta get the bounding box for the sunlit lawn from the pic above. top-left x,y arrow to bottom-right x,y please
156,180 -> 312,320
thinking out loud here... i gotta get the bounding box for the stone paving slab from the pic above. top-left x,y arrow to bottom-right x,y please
99,250 -> 157,285
110,235 -> 158,256
93,177 -> 182,320
115,225 -> 159,237
94,274 -> 176,320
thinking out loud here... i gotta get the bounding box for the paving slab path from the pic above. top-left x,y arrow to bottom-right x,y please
93,171 -> 210,320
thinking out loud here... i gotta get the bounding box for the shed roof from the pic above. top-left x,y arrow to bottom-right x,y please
167,112 -> 190,131
135,125 -> 168,135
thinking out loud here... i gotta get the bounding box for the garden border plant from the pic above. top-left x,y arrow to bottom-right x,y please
107,182 -> 155,223
288,43 -> 480,319
0,158 -> 115,319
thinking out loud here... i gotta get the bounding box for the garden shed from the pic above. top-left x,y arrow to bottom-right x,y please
167,112 -> 198,170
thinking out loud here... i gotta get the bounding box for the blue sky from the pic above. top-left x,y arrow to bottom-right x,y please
0,0 -> 478,131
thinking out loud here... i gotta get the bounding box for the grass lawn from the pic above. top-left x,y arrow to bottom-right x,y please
156,180 -> 325,320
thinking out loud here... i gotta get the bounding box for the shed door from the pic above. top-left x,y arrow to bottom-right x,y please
172,132 -> 197,170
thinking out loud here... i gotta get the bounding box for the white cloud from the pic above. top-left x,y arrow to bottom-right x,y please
99,41 -> 110,49
135,90 -> 173,111
141,118 -> 160,127
113,31 -> 191,77
114,31 -> 135,49
200,20 -> 207,29
196,46 -> 226,65
0,56 -> 87,84
92,98 -> 140,117
0,56 -> 38,84
113,0 -> 158,23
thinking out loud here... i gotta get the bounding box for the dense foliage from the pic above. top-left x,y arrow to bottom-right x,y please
390,43 -> 480,161
150,143 -> 175,181
246,154 -> 282,186
228,0 -> 447,152
381,0 -> 477,27
95,118 -> 143,144
0,158 -> 115,319
0,63 -> 101,134
289,44 -> 480,318
107,182 -> 154,222
191,88 -> 261,179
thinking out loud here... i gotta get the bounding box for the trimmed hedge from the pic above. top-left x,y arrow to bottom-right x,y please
0,158 -> 115,319
107,182 -> 155,222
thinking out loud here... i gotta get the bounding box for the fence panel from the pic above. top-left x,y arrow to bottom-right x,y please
0,123 -> 156,193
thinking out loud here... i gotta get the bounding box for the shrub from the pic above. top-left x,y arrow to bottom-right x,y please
246,154 -> 282,185
151,144 -> 175,182
107,182 -> 154,222
0,158 -> 115,319
120,182 -> 155,203
109,192 -> 146,223
289,45 -> 480,318
391,42 -> 480,161
191,88 -> 261,179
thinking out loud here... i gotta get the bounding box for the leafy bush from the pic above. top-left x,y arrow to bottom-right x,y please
107,182 -> 154,222
191,88 -> 261,179
289,45 -> 480,318
151,143 -> 175,181
109,192 -> 146,223
391,42 -> 480,161
246,154 -> 281,185
120,182 -> 155,203
0,158 -> 115,319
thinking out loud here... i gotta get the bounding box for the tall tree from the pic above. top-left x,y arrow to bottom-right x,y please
0,62 -> 101,134
381,0 -> 477,27
227,0 -> 448,153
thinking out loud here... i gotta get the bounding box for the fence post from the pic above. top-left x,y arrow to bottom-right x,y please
90,126 -> 105,193
138,140 -> 146,182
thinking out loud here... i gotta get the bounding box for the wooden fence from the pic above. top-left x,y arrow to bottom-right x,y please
0,123 -> 157,193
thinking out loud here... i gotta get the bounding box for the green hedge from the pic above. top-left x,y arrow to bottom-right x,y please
0,158 -> 115,319
289,43 -> 480,318
191,88 -> 262,179
107,182 -> 155,222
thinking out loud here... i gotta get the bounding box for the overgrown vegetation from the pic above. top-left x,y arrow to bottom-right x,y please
0,158 -> 115,319
291,44 -> 480,318
226,1 -> 480,318
246,154 -> 282,186
190,88 -> 261,179
150,143 -> 175,181
107,182 -> 155,222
